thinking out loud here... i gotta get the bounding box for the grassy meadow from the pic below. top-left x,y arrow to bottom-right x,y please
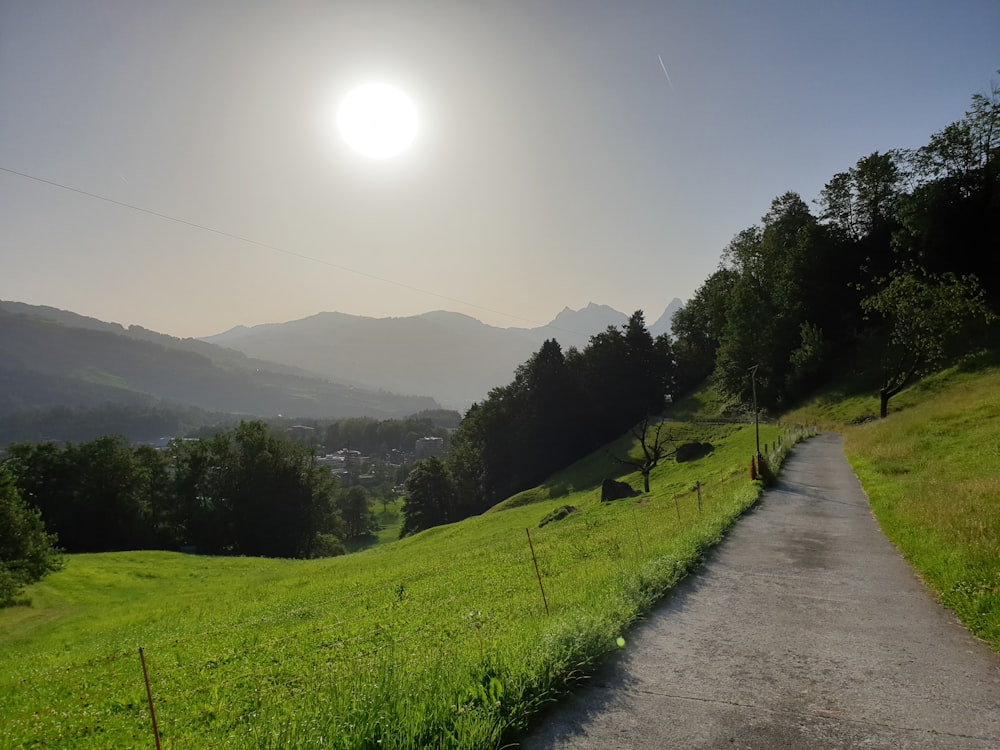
8,357 -> 998,750
0,420 -> 797,749
785,357 -> 1000,652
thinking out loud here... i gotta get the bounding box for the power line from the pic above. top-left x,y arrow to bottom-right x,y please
0,165 -> 583,333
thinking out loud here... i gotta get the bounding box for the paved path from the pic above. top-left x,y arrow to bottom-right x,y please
521,433 -> 1000,749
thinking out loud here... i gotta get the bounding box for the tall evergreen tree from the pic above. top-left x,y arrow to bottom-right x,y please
400,457 -> 456,537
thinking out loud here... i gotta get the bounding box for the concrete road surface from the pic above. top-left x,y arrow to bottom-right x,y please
520,433 -> 1000,749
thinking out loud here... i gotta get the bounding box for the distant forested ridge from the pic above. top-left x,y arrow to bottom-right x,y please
0,302 -> 441,440
0,403 -> 226,446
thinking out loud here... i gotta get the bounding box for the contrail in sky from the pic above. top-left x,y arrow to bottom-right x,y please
657,54 -> 674,89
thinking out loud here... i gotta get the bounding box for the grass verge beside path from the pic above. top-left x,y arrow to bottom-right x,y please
787,360 -> 1000,653
842,367 -> 1000,651
0,421 -> 800,749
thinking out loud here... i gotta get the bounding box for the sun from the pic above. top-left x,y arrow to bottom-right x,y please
336,83 -> 419,159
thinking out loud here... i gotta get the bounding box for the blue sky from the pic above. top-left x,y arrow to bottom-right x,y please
1,1 -> 997,338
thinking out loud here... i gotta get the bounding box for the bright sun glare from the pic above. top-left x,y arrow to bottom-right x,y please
337,83 -> 419,159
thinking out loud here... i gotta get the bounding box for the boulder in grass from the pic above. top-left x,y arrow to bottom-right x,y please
601,478 -> 640,502
676,442 -> 713,463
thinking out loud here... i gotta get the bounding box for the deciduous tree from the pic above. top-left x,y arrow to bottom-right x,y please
613,415 -> 679,493
337,486 -> 378,539
0,465 -> 63,606
861,269 -> 995,417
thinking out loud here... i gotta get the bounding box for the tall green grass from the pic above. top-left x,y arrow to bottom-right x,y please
787,360 -> 1000,652
0,421 -> 796,749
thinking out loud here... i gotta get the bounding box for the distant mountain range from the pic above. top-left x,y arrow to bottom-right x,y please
0,301 -> 439,428
202,300 -> 683,409
0,299 -> 683,438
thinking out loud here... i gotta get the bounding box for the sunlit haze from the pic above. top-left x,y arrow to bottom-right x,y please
1,1 -> 997,339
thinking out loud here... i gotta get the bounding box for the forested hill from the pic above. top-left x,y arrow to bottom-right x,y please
0,304 -> 440,432
668,77 -> 1000,415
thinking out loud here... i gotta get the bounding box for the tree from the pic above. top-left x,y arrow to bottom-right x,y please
167,435 -> 231,553
4,424 -> 344,559
817,151 -> 903,242
510,338 -> 583,488
400,457 -> 456,537
445,313 -> 673,527
786,321 -> 829,400
713,193 -> 846,409
613,415 -> 678,493
911,78 -> 999,183
3,437 -> 154,553
2,442 -> 75,547
336,486 -> 378,538
0,465 -> 63,606
165,422 -> 341,557
894,79 -> 1000,305
671,268 -> 738,394
69,436 -> 154,551
861,269 -> 995,417
573,313 -> 671,442
447,388 -> 520,514
622,311 -> 673,418
218,421 -> 339,558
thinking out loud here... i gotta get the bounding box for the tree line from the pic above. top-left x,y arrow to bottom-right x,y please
400,311 -> 673,535
0,422 -> 395,563
670,77 -> 998,416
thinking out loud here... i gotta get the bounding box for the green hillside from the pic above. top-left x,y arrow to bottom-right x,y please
3,358 -> 999,748
0,418 -> 795,749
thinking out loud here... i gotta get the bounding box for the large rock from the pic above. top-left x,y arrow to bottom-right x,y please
601,478 -> 640,502
676,442 -> 713,463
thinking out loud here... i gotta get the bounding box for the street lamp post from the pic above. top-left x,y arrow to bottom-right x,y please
748,365 -> 760,459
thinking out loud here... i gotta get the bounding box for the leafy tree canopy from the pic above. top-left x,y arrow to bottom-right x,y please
0,465 -> 63,606
861,269 -> 995,417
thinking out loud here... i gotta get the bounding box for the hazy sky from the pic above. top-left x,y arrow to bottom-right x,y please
1,1 -> 997,339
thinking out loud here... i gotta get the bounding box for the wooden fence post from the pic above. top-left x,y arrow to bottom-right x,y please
525,529 -> 549,616
631,508 -> 645,554
139,647 -> 162,750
